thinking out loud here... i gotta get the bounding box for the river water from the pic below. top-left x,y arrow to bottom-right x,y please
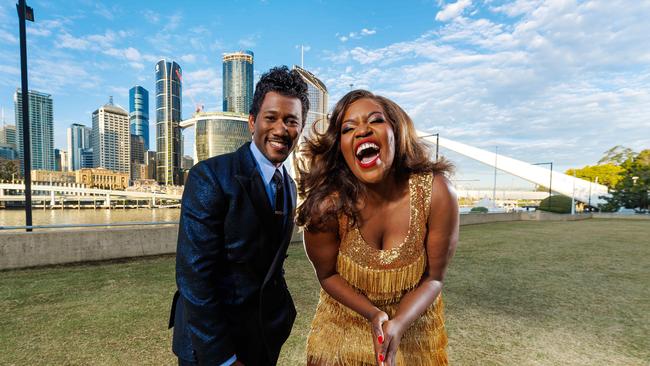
0,208 -> 180,230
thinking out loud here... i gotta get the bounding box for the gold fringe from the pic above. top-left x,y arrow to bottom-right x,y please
337,252 -> 426,296
306,291 -> 448,366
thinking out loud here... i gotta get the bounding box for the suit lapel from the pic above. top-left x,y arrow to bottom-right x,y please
262,167 -> 296,289
234,143 -> 274,229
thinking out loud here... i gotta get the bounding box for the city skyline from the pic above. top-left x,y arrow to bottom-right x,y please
0,1 -> 649,188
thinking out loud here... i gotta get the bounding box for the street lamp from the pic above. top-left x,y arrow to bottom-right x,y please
419,133 -> 439,161
533,162 -> 553,209
17,0 -> 35,232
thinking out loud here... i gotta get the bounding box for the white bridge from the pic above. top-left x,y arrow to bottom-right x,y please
0,183 -> 182,208
418,132 -> 610,205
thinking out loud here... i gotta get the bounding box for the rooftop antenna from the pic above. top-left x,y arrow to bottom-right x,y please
108,96 -> 114,105
301,45 -> 304,68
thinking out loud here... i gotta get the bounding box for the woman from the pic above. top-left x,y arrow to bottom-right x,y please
296,90 -> 459,366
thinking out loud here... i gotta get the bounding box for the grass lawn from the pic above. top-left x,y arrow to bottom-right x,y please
0,219 -> 648,365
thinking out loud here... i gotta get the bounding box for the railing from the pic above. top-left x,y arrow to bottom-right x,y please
0,221 -> 179,231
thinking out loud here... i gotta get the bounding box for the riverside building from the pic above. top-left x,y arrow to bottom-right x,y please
155,60 -> 183,185
222,50 -> 254,114
91,99 -> 130,174
14,89 -> 55,173
179,111 -> 249,163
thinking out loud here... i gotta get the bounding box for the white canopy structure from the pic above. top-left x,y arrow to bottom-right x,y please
417,131 -> 610,205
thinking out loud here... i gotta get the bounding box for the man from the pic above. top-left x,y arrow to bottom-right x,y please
169,66 -> 309,366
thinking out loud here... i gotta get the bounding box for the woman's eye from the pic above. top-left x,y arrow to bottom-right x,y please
370,118 -> 384,124
341,126 -> 353,134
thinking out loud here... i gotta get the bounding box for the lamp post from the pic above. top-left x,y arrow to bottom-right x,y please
419,133 -> 439,161
493,146 -> 498,204
16,0 -> 35,232
533,162 -> 553,209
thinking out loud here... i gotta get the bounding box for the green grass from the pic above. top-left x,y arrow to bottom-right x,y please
0,219 -> 648,365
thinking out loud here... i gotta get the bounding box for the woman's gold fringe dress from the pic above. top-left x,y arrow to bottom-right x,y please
306,173 -> 448,366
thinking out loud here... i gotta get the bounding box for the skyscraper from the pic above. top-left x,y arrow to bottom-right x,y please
155,59 -> 182,185
14,89 -> 55,172
92,99 -> 130,174
54,148 -> 62,171
222,50 -> 254,114
0,124 -> 17,148
129,86 -> 150,151
60,150 -> 68,171
180,111 -> 250,163
66,123 -> 92,171
293,65 -> 329,142
130,134 -> 145,181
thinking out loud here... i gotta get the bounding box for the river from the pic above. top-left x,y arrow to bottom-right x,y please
0,208 -> 180,230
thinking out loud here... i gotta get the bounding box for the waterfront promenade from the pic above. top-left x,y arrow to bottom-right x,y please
0,219 -> 648,365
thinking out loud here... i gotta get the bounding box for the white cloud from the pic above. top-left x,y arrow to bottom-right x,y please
491,0 -> 544,18
436,0 -> 473,22
238,34 -> 260,48
180,54 -> 197,63
322,0 -> 650,171
57,32 -> 91,49
183,68 -> 221,112
142,10 -> 161,24
0,29 -> 17,44
94,3 -> 121,20
337,28 -> 377,42
27,27 -> 52,37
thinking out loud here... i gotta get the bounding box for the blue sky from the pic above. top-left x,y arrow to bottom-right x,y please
0,0 -> 649,189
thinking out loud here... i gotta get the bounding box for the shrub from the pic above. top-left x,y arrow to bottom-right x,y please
470,206 -> 489,213
538,195 -> 573,214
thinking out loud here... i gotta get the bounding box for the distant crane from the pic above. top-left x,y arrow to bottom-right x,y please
188,94 -> 204,114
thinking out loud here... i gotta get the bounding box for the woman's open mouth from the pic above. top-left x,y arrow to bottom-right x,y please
355,141 -> 381,169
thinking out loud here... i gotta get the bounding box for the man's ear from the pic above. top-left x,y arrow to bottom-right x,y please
248,114 -> 256,135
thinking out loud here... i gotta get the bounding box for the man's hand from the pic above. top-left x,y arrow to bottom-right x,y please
379,318 -> 407,366
370,310 -> 389,366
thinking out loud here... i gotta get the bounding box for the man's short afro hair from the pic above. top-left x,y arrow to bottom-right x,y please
249,65 -> 310,123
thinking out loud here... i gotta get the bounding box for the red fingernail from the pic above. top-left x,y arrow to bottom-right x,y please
379,354 -> 384,362
378,335 -> 383,344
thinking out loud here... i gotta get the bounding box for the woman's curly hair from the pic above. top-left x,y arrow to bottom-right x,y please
295,89 -> 453,232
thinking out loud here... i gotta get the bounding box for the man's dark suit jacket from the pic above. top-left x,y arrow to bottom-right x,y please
169,142 -> 297,366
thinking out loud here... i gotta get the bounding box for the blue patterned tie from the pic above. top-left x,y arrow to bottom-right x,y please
272,169 -> 284,216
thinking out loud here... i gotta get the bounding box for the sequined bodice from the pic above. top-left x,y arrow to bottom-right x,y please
336,173 -> 432,303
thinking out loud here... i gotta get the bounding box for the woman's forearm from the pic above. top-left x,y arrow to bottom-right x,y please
320,273 -> 382,321
391,279 -> 442,329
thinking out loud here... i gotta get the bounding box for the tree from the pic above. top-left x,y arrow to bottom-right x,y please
600,149 -> 650,211
565,163 -> 624,189
538,194 -> 573,214
598,145 -> 635,165
0,159 -> 19,181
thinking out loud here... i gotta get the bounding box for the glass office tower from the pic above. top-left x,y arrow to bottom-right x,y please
129,86 -> 150,151
222,50 -> 254,114
293,65 -> 329,143
14,89 -> 55,173
179,111 -> 250,163
155,60 -> 182,185
67,123 -> 92,171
